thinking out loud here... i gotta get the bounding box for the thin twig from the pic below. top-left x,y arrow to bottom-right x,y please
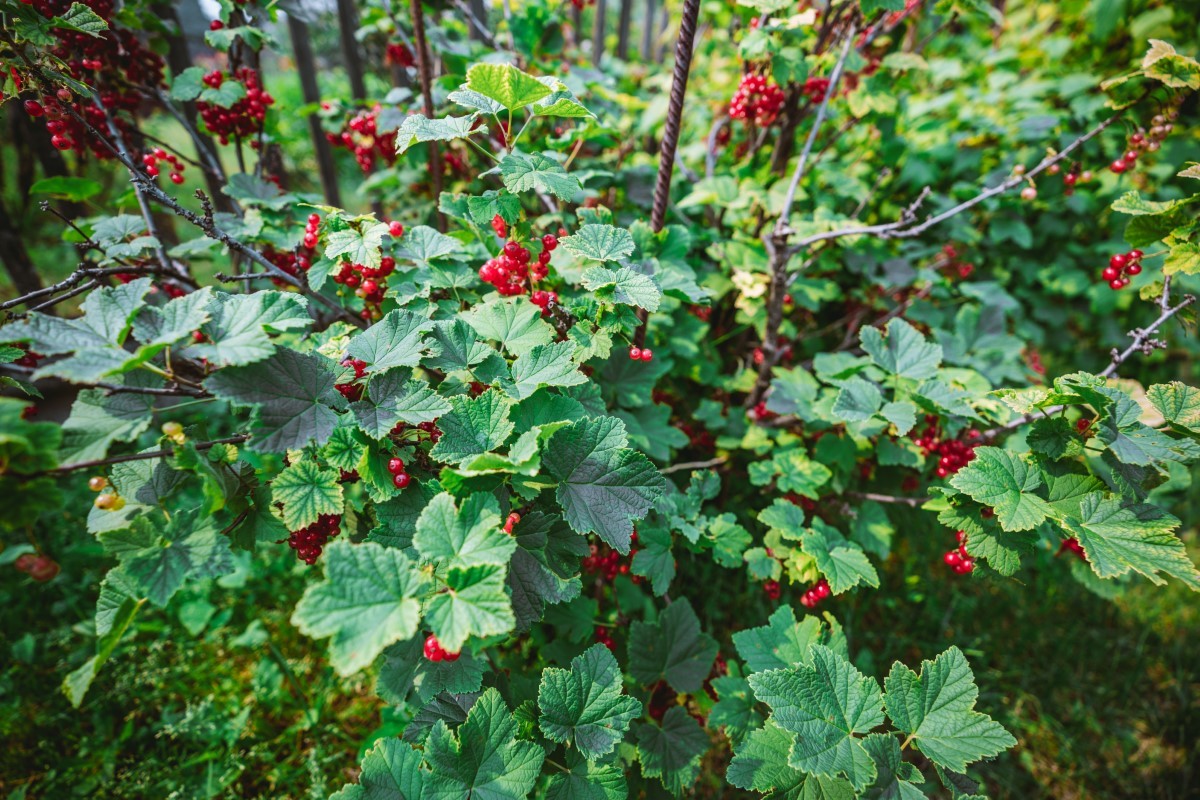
845,491 -> 929,507
45,435 -> 250,475
660,456 -> 728,475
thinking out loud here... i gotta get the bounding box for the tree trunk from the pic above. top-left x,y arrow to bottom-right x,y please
288,15 -> 343,207
616,0 -> 632,59
337,0 -> 368,101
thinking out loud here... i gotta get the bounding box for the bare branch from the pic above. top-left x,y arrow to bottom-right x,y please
660,456 -> 728,475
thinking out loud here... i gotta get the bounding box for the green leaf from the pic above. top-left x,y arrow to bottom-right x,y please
634,707 -> 709,796
206,348 -> 341,453
424,688 -> 544,799
860,319 -> 943,381
325,221 -> 389,270
58,383 -> 154,463
1164,242 -> 1200,276
29,175 -> 102,201
728,720 -> 856,800
466,296 -> 556,354
430,390 -> 515,465
543,416 -> 667,552
546,752 -> 628,800
562,225 -> 637,263
465,63 -> 554,110
511,341 -> 586,399
292,540 -> 428,675
395,225 -> 465,267
628,598 -> 718,692
1148,381 -> 1200,435
423,564 -> 515,652
631,523 -> 676,595
414,492 -> 514,571
347,309 -> 436,374
710,673 -> 766,747
500,152 -> 580,200
801,520 -> 880,594
863,733 -> 926,800
271,460 -> 343,530
733,605 -> 831,673
395,113 -> 479,155
199,79 -> 246,107
123,511 -> 236,607
1065,493 -> 1200,590
350,370 -> 449,440
833,378 -> 884,422
335,737 -> 426,800
425,319 -> 492,373
63,570 -> 143,707
538,643 -> 642,760
53,2 -> 109,35
377,636 -> 487,704
948,447 -> 1053,532
748,646 -> 885,791
191,291 -> 311,367
883,646 -> 1016,771
581,266 -> 662,311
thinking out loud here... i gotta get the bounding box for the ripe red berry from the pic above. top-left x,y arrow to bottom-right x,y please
387,457 -> 404,474
1110,253 -> 1128,269
24,99 -> 44,117
1127,249 -> 1143,260
210,19 -> 224,30
503,512 -> 520,534
640,348 -> 653,361
388,221 -> 404,238
1109,278 -> 1124,290
423,634 -> 444,661
944,550 -> 961,566
629,346 -> 642,361
392,472 -> 411,489
1101,266 -> 1119,281
1110,159 -> 1127,174
1125,263 -> 1142,276
1123,150 -> 1138,163
169,172 -> 184,184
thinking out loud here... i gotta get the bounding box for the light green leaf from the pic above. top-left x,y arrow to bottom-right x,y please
395,113 -> 479,155
292,540 -> 428,676
414,492 -> 514,571
347,309 -> 436,374
948,447 -> 1053,532
728,720 -> 857,800
325,221 -> 390,270
465,63 -> 554,110
1066,493 -> 1200,590
511,341 -> 587,399
271,460 -> 343,530
500,152 -> 580,200
860,319 -> 943,380
883,646 -> 1016,771
423,564 -> 515,652
801,520 -> 880,594
562,225 -> 637,263
748,646 -> 885,791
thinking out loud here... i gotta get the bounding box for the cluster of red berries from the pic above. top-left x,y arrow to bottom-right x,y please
285,514 -> 341,565
13,553 -> 60,582
752,338 -> 793,366
1100,249 -> 1144,291
336,357 -> 368,402
728,73 -> 786,127
939,244 -> 976,279
1057,537 -> 1086,560
628,346 -> 654,362
423,633 -> 460,662
10,344 -> 43,369
676,420 -> 716,451
197,68 -> 274,145
140,146 -> 187,185
583,532 -> 640,583
594,625 -> 616,651
801,76 -> 831,102
530,290 -> 559,317
478,228 -> 557,297
22,0 -> 165,158
911,416 -> 980,478
943,530 -> 975,575
1111,104 -> 1180,175
385,42 -> 415,68
748,401 -> 778,424
762,579 -> 781,600
328,105 -> 399,173
569,0 -> 596,10
386,456 -> 412,489
329,221 -> 404,319
799,578 -> 832,608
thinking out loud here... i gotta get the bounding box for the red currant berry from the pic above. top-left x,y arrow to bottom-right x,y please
423,634 -> 444,661
389,221 -> 404,238
169,172 -> 184,184
1126,263 -> 1142,276
24,100 -> 44,117
1127,249 -> 1143,260
387,457 -> 404,474
629,346 -> 642,360
1109,278 -> 1124,290
1110,159 -> 1127,174
392,472 -> 411,489
640,348 -> 653,361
